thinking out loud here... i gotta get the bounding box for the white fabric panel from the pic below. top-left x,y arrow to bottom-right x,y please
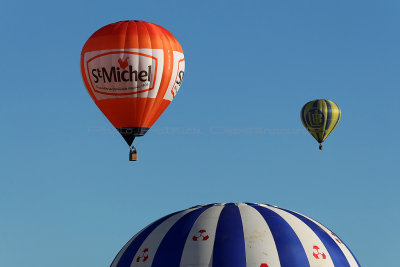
83,48 -> 164,100
238,203 -> 281,267
129,206 -> 200,267
260,204 -> 335,267
111,227 -> 147,267
293,211 -> 360,267
179,205 -> 224,267
163,51 -> 185,101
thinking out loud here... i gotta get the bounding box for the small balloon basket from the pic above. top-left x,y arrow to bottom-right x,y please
129,146 -> 138,161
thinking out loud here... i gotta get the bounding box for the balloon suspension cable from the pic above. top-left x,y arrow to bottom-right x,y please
319,144 -> 323,150
130,145 -> 137,153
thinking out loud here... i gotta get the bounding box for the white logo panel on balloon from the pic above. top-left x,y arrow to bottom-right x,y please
164,51 -> 185,101
83,49 -> 164,100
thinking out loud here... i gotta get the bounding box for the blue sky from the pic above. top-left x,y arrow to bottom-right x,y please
1,0 -> 399,266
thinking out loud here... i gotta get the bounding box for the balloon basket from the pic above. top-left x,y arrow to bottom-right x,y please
129,148 -> 138,161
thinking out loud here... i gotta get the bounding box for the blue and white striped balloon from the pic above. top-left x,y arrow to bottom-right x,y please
111,203 -> 360,267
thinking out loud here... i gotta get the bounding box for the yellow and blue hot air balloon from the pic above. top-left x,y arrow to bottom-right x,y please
301,99 -> 341,150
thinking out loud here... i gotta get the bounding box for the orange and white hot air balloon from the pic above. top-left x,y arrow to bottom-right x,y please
81,20 -> 185,161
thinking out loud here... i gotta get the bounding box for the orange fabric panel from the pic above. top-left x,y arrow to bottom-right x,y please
142,25 -> 173,127
92,99 -> 171,129
82,21 -> 178,52
96,98 -> 155,128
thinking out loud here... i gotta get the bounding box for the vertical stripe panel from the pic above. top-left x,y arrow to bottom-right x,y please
138,21 -> 154,126
238,203 -> 281,267
130,22 -> 142,129
281,208 -> 350,267
323,101 -> 341,141
130,207 -> 201,267
294,211 -> 360,267
212,203 -> 247,266
320,100 -> 328,139
262,205 -> 335,267
249,203 -> 310,267
111,211 -> 179,267
316,100 -> 325,142
179,205 -> 225,266
323,100 -> 333,139
151,205 -> 213,266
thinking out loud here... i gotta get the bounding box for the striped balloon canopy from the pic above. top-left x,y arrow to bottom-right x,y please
111,203 -> 359,267
300,99 -> 341,150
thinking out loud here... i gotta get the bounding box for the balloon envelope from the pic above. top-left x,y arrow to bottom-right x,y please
111,203 -> 359,267
81,20 -> 185,146
301,99 -> 341,146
